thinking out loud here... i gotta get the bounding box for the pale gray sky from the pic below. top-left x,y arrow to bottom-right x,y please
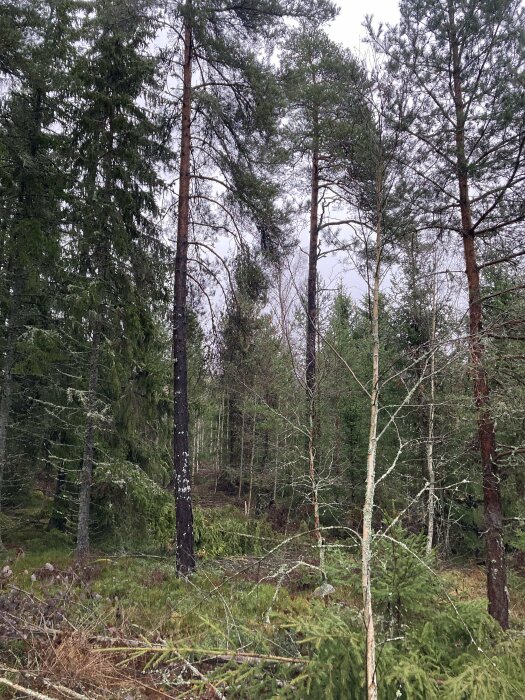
327,0 -> 400,50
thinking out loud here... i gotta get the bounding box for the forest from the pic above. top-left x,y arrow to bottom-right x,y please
1,0 -> 525,698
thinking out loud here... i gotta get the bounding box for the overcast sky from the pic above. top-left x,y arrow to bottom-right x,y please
327,0 -> 400,51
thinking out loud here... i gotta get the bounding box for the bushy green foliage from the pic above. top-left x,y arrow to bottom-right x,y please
442,638 -> 525,699
197,535 -> 525,699
194,506 -> 276,558
93,461 -> 175,550
273,596 -> 525,700
373,530 -> 438,631
281,608 -> 365,700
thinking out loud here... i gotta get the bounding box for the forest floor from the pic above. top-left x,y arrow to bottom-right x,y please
1,490 -> 525,699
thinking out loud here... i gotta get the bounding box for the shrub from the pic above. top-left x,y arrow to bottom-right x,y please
92,461 -> 175,550
194,506 -> 276,558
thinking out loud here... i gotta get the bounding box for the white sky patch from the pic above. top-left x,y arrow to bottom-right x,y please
328,0 -> 400,51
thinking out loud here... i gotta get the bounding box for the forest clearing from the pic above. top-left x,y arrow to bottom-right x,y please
1,0 -> 525,697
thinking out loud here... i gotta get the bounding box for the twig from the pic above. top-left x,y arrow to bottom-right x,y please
171,649 -> 227,700
0,668 -> 89,700
0,677 -> 59,700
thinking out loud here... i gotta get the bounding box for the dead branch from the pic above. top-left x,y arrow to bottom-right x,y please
0,677 -> 59,700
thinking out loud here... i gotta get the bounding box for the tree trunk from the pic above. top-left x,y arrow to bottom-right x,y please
247,413 -> 256,517
238,404 -> 245,499
76,326 -> 101,559
308,414 -> 324,574
214,395 -> 224,493
306,146 -> 319,404
306,144 -> 323,570
47,466 -> 67,533
447,0 -> 508,629
362,189 -> 382,700
0,324 -> 16,552
426,265 -> 437,557
273,432 -> 279,503
172,3 -> 195,577
228,396 -> 241,473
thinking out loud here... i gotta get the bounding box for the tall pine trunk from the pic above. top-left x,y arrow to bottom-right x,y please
76,325 -> 101,559
172,3 -> 195,576
448,0 -> 508,629
306,145 -> 324,569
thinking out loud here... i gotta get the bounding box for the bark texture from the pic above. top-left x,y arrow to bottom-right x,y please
426,269 -> 437,557
172,5 -> 195,576
362,210 -> 381,700
76,326 -> 101,559
306,147 -> 319,401
447,0 -> 508,629
306,145 -> 324,570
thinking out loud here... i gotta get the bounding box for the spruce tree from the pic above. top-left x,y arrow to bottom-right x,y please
0,0 -> 74,549
67,0 -> 171,557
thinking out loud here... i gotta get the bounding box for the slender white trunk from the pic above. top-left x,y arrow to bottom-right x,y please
309,406 -> 324,574
238,404 -> 245,499
426,267 -> 438,557
362,193 -> 382,700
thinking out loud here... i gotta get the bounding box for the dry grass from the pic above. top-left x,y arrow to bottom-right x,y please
447,565 -> 487,600
36,631 -> 129,698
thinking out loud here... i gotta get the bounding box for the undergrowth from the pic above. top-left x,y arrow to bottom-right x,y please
1,510 -> 525,699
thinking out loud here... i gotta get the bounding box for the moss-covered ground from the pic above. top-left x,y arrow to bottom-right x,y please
1,495 -> 525,699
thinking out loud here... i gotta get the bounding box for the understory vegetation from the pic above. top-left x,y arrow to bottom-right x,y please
1,0 -> 525,697
1,496 -> 525,698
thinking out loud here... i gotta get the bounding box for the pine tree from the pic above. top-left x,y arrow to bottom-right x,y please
167,0 -> 337,575
377,0 -> 525,629
280,25 -> 368,569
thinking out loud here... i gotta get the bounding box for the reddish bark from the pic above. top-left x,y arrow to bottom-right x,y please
448,0 -> 508,628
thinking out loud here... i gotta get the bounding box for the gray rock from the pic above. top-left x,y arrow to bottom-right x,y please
312,582 -> 335,599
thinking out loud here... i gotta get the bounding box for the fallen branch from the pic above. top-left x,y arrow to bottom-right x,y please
0,666 -> 90,700
98,643 -> 305,666
171,649 -> 227,700
0,677 -> 59,700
